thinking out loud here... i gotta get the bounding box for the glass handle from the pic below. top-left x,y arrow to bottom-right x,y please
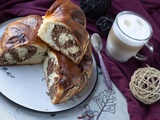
134,42 -> 154,61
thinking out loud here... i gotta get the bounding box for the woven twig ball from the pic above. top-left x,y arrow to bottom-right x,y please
129,66 -> 160,104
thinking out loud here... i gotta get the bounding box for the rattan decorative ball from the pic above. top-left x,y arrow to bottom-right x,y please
129,66 -> 160,104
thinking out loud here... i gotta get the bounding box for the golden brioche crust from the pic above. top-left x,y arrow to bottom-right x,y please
0,15 -> 47,65
1,15 -> 45,50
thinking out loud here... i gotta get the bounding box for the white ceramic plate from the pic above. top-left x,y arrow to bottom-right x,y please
0,18 -> 97,112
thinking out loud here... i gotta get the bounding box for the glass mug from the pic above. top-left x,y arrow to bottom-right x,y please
106,11 -> 153,62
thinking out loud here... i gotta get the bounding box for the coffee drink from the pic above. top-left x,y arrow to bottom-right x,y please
106,11 -> 153,62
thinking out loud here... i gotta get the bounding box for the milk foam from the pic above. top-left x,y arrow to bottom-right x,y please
113,12 -> 152,46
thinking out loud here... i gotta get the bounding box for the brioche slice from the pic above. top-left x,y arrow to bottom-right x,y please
43,42 -> 92,104
43,49 -> 84,104
0,15 -> 47,65
38,0 -> 89,64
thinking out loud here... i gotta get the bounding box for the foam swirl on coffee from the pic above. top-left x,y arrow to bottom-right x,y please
113,13 -> 152,46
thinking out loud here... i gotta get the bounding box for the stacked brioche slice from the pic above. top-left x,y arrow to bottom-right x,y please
43,50 -> 83,104
38,0 -> 90,64
0,15 -> 47,65
43,43 -> 92,104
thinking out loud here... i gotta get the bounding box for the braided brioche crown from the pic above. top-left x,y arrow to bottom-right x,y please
0,0 -> 92,104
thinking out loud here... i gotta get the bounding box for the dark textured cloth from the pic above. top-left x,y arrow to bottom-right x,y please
0,0 -> 55,23
1,0 -> 160,120
81,0 -> 160,120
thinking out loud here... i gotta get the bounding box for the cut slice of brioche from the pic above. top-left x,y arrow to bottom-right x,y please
0,15 -> 47,65
38,0 -> 89,64
43,43 -> 92,104
43,49 -> 84,104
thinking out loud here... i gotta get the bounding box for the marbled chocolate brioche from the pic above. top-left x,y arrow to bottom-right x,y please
0,15 -> 47,65
43,43 -> 92,104
43,49 -> 84,104
38,0 -> 90,64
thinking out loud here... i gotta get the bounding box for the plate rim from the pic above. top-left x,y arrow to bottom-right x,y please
0,55 -> 98,113
0,17 -> 98,112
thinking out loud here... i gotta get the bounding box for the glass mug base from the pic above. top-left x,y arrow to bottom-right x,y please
106,47 -> 129,62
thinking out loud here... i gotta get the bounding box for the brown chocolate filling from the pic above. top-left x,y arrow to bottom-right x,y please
0,45 -> 37,65
0,49 -> 19,65
47,58 -> 54,76
8,49 -> 20,61
23,46 -> 37,60
51,25 -> 81,60
68,50 -> 81,59
61,40 -> 75,49
49,77 -> 58,99
51,25 -> 69,43
0,52 -> 10,64
47,57 -> 60,99
47,57 -> 60,76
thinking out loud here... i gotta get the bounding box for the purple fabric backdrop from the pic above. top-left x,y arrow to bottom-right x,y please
0,0 -> 54,23
1,0 -> 160,120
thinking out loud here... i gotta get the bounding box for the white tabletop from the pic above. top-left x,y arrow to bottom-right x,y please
0,67 -> 129,120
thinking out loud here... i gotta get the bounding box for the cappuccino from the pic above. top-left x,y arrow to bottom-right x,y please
106,11 -> 152,62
